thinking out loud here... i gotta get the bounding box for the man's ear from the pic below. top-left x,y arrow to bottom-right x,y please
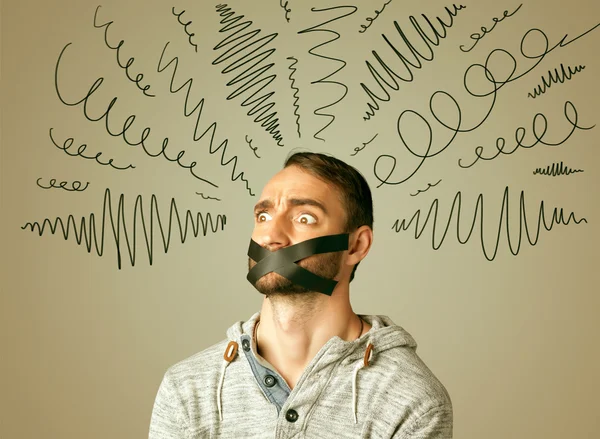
346,225 -> 373,266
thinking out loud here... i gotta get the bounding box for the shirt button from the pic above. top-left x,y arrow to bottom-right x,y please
264,375 -> 276,387
242,339 -> 250,352
285,409 -> 299,423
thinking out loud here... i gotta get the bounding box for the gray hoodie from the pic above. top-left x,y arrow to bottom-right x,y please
149,313 -> 452,438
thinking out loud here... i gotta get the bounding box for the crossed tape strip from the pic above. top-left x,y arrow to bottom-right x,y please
247,233 -> 349,296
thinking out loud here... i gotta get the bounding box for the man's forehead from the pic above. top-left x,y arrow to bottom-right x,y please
261,166 -> 330,197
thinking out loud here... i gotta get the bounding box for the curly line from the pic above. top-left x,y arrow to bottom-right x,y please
410,179 -> 442,196
196,192 -> 222,201
528,63 -> 585,99
286,56 -> 302,138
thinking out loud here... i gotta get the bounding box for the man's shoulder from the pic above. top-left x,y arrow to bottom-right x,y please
165,337 -> 232,382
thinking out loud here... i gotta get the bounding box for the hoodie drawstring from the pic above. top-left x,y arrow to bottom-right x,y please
352,342 -> 374,424
217,341 -> 239,421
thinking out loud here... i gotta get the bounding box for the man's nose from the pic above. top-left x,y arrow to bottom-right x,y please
255,216 -> 291,251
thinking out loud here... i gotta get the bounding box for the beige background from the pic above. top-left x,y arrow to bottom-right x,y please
1,0 -> 599,438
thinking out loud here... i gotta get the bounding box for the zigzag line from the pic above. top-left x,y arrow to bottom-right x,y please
287,56 -> 302,138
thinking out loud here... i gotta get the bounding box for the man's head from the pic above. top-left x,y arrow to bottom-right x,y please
248,152 -> 373,297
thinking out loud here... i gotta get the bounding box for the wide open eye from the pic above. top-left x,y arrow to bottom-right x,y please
256,212 -> 272,223
296,213 -> 317,225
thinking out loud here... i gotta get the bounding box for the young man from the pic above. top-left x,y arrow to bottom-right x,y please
149,152 -> 453,438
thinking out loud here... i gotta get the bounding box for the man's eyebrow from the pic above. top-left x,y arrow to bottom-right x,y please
289,198 -> 328,215
254,200 -> 273,212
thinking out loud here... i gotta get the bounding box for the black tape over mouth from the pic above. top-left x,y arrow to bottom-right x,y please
247,233 -> 349,296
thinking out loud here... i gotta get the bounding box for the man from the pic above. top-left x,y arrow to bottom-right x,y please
149,152 -> 453,438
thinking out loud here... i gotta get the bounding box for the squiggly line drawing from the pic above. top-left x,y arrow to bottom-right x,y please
213,4 -> 284,147
392,187 -> 587,261
245,135 -> 261,159
528,64 -> 586,99
22,188 -> 226,269
533,162 -> 584,176
37,178 -> 90,192
459,4 -> 522,53
286,56 -> 302,138
157,42 -> 255,196
359,0 -> 393,34
196,192 -> 222,201
172,7 -> 199,52
280,0 -> 291,22
298,5 -> 357,141
360,4 -> 466,121
350,133 -> 378,156
49,128 -> 136,170
410,179 -> 442,196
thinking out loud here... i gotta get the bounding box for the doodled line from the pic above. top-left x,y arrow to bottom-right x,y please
360,4 -> 466,121
533,162 -> 584,176
22,188 -> 226,269
298,5 -> 358,141
286,56 -> 302,138
37,178 -> 90,192
280,0 -> 291,22
212,4 -> 284,147
172,7 -> 199,52
392,187 -> 587,261
459,4 -> 522,53
528,64 -> 586,99
196,192 -> 222,201
351,133 -> 378,156
157,43 -> 255,196
359,0 -> 393,34
410,179 -> 442,196
49,128 -> 136,170
245,135 -> 261,158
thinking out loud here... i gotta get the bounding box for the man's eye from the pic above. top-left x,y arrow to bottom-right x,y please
297,214 -> 316,225
257,212 -> 272,222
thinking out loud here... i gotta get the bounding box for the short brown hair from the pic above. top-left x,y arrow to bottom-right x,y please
284,152 -> 373,281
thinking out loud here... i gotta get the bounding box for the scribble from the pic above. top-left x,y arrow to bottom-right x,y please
157,43 -> 255,196
359,0 -> 393,34
458,101 -> 594,169
213,4 -> 284,147
245,135 -> 261,159
172,7 -> 199,52
93,5 -> 155,97
528,64 -> 586,99
298,5 -> 358,141
279,0 -> 291,22
372,23 -> 600,187
196,192 -> 222,201
459,4 -> 522,53
22,188 -> 226,268
286,56 -> 302,138
392,187 -> 587,261
533,161 -> 584,176
360,4 -> 466,121
410,179 -> 442,196
351,133 -> 378,156
37,178 -> 90,192
49,128 -> 135,170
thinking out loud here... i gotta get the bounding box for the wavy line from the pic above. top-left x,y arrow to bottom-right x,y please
286,56 -> 302,138
360,4 -> 466,121
212,4 -> 284,147
196,192 -> 222,201
280,0 -> 291,22
37,178 -> 90,192
410,179 -> 442,196
392,187 -> 586,261
298,5 -> 357,141
157,43 -> 255,196
21,188 -> 226,268
528,63 -> 586,99
172,7 -> 199,52
359,0 -> 393,34
245,135 -> 261,158
533,161 -> 584,176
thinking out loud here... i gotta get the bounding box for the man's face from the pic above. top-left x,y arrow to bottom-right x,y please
248,165 -> 348,296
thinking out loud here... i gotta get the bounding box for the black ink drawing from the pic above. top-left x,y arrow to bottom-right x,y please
359,0 -> 393,34
298,5 -> 358,141
49,128 -> 136,170
212,4 -> 284,147
22,188 -> 226,269
93,5 -> 155,97
37,178 -> 90,192
410,179 -> 442,197
528,64 -> 586,99
245,135 -> 261,159
196,192 -> 222,201
286,56 -> 302,138
533,161 -> 584,176
372,23 -> 600,188
172,7 -> 199,52
157,43 -> 255,196
350,133 -> 378,156
360,4 -> 466,121
458,101 -> 594,169
459,4 -> 522,53
55,42 -> 219,189
392,187 -> 587,261
279,0 -> 291,22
